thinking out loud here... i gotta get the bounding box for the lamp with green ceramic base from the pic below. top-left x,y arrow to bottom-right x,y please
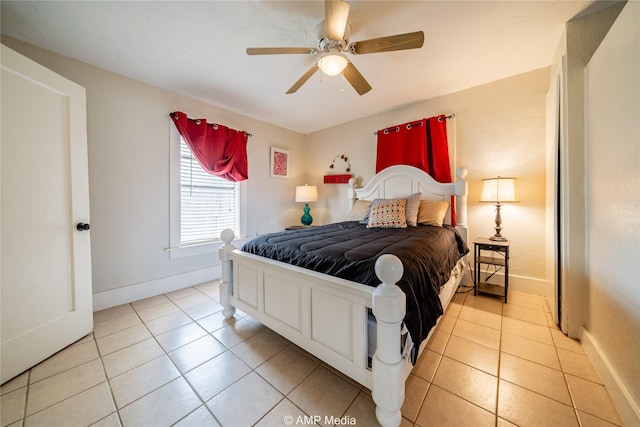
295,184 -> 318,226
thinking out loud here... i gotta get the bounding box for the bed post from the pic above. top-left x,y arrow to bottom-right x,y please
219,229 -> 236,319
454,167 -> 470,285
348,177 -> 357,209
455,167 -> 469,242
371,254 -> 406,427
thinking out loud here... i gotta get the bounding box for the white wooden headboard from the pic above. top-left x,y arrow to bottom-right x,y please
348,165 -> 468,242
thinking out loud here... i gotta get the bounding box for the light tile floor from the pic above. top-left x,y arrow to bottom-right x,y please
1,282 -> 625,427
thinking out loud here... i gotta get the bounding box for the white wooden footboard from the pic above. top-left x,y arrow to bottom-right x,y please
219,231 -> 410,426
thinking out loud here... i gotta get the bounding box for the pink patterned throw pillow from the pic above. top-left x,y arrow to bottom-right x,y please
366,199 -> 408,228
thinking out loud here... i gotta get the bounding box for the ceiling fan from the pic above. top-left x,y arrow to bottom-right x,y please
246,0 -> 424,95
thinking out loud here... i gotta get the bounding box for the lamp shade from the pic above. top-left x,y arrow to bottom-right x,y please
295,185 -> 318,203
318,54 -> 348,76
480,177 -> 518,203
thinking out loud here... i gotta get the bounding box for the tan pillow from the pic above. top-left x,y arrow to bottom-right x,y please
417,200 -> 450,227
347,200 -> 372,221
405,193 -> 421,227
366,199 -> 408,228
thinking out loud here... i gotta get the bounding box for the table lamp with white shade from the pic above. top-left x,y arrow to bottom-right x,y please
295,185 -> 318,226
480,177 -> 519,241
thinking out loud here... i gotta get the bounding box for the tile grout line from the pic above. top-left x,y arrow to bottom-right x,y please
120,301 -> 185,422
212,334 -> 291,426
409,291 -> 463,426
501,295 -> 623,426
104,298 -> 190,423
20,353 -> 110,424
21,370 -> 32,427
169,285 -> 317,426
130,292 -> 226,427
9,287 -> 624,427
251,360 -> 321,427
140,283 -> 287,426
93,330 -> 125,427
195,293 -> 316,426
545,312 -> 583,426
499,295 -> 576,424
215,331 -> 327,424
494,295 -> 505,427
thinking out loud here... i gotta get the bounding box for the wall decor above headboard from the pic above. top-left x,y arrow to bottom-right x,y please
324,154 -> 352,184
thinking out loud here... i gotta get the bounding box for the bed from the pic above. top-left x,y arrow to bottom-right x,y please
218,165 -> 469,427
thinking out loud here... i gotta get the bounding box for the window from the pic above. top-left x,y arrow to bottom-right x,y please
168,126 -> 244,259
180,137 -> 240,245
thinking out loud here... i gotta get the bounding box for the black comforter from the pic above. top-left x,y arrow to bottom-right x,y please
241,221 -> 469,358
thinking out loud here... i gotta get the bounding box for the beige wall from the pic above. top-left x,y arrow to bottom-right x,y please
2,33 -> 551,300
305,68 -> 549,293
1,36 -> 306,304
1,36 -> 551,297
584,1 -> 639,422
562,1 -> 628,338
542,2 -> 638,423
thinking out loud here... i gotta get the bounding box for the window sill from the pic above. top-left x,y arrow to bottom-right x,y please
166,237 -> 250,259
166,242 -> 219,259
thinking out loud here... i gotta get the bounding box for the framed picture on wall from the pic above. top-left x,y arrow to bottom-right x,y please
270,147 -> 289,178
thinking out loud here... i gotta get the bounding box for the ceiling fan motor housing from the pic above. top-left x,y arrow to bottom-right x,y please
316,21 -> 351,52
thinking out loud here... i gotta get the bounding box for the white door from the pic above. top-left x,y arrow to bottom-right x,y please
1,44 -> 93,384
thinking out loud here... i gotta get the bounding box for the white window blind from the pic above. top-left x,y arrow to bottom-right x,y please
180,137 -> 239,245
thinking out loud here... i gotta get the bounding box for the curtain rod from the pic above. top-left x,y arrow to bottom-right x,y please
170,112 -> 252,137
373,114 -> 455,135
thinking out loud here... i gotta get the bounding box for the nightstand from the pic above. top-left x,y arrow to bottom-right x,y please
285,225 -> 315,230
473,238 -> 510,303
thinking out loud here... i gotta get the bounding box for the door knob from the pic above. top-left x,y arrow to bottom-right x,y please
76,223 -> 90,231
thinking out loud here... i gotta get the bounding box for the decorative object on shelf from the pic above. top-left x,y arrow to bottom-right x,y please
324,154 -> 352,184
480,176 -> 519,241
270,147 -> 289,178
295,184 -> 318,226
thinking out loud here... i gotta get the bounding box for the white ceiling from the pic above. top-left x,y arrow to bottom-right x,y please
1,1 -> 592,134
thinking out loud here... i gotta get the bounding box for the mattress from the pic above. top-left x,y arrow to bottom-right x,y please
241,221 -> 469,359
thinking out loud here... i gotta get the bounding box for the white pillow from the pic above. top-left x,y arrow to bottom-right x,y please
347,200 -> 372,221
405,193 -> 421,227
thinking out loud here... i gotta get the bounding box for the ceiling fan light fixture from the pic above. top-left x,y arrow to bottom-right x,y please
318,54 -> 348,76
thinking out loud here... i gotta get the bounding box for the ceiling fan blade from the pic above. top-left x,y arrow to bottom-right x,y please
246,47 -> 317,55
348,31 -> 425,55
342,62 -> 371,96
286,65 -> 320,94
325,0 -> 350,41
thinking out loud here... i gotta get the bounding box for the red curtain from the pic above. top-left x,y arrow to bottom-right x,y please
375,119 -> 430,173
170,111 -> 248,182
375,115 -> 456,225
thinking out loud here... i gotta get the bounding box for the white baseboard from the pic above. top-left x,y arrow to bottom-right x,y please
509,274 -> 546,296
580,328 -> 640,427
92,266 -> 221,311
470,270 -> 546,296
